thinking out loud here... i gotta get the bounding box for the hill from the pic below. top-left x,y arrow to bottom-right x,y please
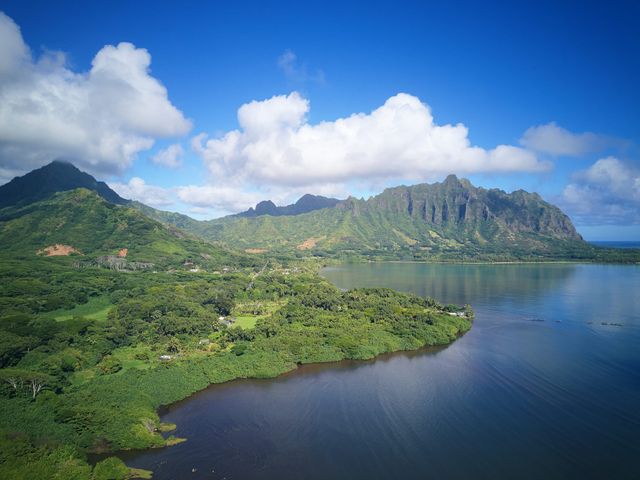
2,162 -> 635,262
235,194 -> 341,218
0,188 -> 252,269
150,175 -> 637,261
0,161 -> 128,208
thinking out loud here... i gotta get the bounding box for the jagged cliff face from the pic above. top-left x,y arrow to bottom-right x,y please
0,162 -> 613,260
347,175 -> 582,241
198,174 -> 585,258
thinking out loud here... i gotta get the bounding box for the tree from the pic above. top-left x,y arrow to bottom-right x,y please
3,374 -> 21,393
166,337 -> 181,353
97,355 -> 122,375
203,290 -> 235,316
0,368 -> 53,399
29,375 -> 46,399
93,457 -> 129,480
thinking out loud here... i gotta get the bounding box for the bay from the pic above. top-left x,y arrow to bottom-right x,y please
123,263 -> 640,479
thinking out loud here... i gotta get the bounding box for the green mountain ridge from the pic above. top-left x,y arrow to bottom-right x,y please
1,162 -> 637,262
0,161 -> 128,208
0,188 -> 252,269
142,174 -> 629,261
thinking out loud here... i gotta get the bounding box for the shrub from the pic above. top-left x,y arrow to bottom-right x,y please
93,457 -> 129,480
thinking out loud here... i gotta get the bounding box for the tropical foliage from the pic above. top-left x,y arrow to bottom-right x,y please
0,255 -> 471,479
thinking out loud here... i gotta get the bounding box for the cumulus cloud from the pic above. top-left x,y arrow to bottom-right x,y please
151,144 -> 184,168
192,92 -> 549,191
561,157 -> 640,224
520,122 -> 615,157
175,181 -> 349,215
109,177 -> 173,207
0,12 -> 191,181
277,50 -> 325,84
176,185 -> 267,213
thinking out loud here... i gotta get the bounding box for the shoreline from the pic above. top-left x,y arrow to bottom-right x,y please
322,258 -> 640,267
89,326 -> 469,466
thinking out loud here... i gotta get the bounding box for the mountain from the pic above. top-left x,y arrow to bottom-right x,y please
0,188 -> 252,269
0,162 -> 246,268
0,161 -> 128,208
235,194 -> 341,218
2,162 -> 635,262
154,174 -> 616,261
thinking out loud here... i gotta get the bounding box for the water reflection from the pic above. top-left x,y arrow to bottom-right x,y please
122,264 -> 640,480
323,263 -> 578,306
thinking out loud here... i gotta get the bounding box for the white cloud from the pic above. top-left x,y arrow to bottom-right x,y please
277,50 -> 325,84
109,177 -> 173,207
176,185 -> 267,213
175,182 -> 350,215
0,11 -> 28,77
192,92 -> 549,190
520,122 -> 613,157
561,157 -> 640,225
0,12 -> 191,180
151,144 -> 184,168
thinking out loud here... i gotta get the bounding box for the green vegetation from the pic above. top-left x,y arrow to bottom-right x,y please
139,176 -> 640,263
0,188 -> 257,270
41,295 -> 113,322
232,316 -> 259,329
230,299 -> 283,329
0,253 -> 472,479
11,161 -> 638,479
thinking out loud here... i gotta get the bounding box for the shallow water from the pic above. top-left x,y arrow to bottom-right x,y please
123,263 -> 640,479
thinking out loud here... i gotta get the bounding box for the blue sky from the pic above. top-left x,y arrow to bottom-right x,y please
0,0 -> 639,239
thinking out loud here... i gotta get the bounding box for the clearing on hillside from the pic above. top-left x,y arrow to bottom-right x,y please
37,244 -> 80,256
297,236 -> 325,250
42,295 -> 113,322
245,248 -> 268,254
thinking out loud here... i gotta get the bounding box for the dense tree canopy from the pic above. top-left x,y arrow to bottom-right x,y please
0,256 -> 471,479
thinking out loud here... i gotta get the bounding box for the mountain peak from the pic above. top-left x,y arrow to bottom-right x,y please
254,200 -> 278,216
443,174 -> 459,184
235,194 -> 341,218
0,161 -> 128,208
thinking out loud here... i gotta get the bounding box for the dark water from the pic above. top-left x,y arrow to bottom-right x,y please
123,263 -> 640,480
590,240 -> 640,249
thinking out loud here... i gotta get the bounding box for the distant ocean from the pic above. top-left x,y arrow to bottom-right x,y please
590,241 -> 640,249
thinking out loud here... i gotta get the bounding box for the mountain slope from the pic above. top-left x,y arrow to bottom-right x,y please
5,162 -> 633,262
0,188 -> 252,268
0,161 -> 128,208
235,194 -> 341,218
159,175 -> 606,260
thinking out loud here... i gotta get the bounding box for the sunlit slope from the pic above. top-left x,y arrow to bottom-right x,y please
0,188 -> 252,268
184,175 -> 596,259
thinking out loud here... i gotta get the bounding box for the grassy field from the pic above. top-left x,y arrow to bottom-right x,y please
231,300 -> 285,329
233,315 -> 259,329
41,295 -> 113,322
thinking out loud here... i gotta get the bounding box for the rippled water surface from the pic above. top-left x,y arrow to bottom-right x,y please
124,263 -> 640,480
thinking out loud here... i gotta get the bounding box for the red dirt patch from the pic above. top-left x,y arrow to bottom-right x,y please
37,244 -> 80,256
118,248 -> 128,257
296,236 -> 325,250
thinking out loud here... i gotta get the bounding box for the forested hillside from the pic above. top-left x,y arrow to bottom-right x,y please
0,255 -> 471,478
0,188 -> 252,270
142,175 -> 639,262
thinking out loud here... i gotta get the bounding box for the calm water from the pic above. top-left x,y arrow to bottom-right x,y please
123,263 -> 640,480
590,241 -> 640,249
